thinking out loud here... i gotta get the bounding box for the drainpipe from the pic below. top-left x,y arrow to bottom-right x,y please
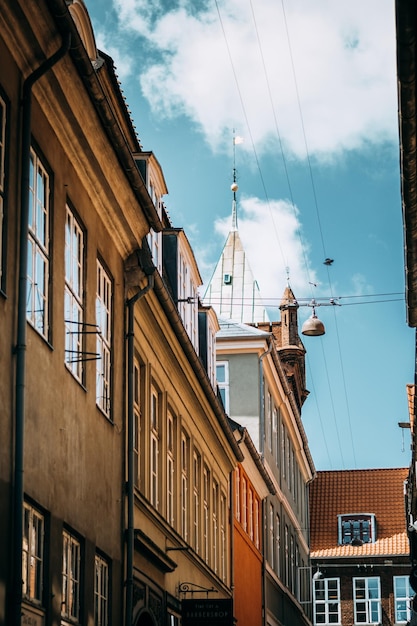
125,272 -> 154,626
11,33 -> 71,626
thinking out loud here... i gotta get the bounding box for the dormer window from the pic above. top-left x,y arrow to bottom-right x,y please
338,513 -> 376,545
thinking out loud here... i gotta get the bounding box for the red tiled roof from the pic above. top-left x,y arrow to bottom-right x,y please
310,468 -> 409,558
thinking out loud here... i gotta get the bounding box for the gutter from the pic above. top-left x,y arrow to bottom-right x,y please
11,32 -> 71,626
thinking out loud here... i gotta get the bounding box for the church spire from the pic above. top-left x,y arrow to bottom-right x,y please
203,132 -> 268,324
231,130 -> 240,231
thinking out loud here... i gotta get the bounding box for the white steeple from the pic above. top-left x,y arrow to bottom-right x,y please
203,148 -> 269,324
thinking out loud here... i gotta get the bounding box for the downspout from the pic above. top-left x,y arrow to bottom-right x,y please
11,33 -> 71,626
125,272 -> 154,626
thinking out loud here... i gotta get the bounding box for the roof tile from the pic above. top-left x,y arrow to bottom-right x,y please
310,468 -> 409,558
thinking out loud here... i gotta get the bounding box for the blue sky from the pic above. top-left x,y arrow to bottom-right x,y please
86,0 -> 415,470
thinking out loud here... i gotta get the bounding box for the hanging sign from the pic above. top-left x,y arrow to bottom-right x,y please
182,598 -> 233,626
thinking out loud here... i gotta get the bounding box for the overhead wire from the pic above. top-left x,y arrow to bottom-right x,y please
213,0 -> 403,469
279,0 -> 357,468
214,0 -> 405,470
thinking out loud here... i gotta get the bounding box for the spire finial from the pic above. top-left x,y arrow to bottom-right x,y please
286,266 -> 290,286
231,130 -> 243,231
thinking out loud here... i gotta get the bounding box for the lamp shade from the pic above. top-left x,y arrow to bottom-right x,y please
302,311 -> 325,336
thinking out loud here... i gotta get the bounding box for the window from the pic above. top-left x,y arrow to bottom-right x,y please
353,577 -> 381,624
284,525 -> 289,586
192,451 -> 200,553
220,492 -> 227,582
290,535 -> 295,592
0,93 -> 7,285
167,410 -> 175,525
27,149 -> 50,337
177,251 -> 198,349
394,575 -> 413,623
22,502 -> 44,603
65,206 -> 84,380
248,488 -> 253,541
216,361 -> 229,413
338,514 -> 376,545
281,422 -> 286,479
203,465 -> 210,563
181,432 -> 189,540
96,260 -> 112,416
254,497 -> 260,550
212,480 -> 219,573
272,406 -> 278,459
150,386 -> 160,508
94,554 -> 109,626
235,468 -> 240,523
267,392 -> 273,451
269,504 -> 275,569
62,530 -> 81,621
275,514 -> 281,576
242,477 -> 247,532
133,360 -> 141,488
313,578 -> 340,625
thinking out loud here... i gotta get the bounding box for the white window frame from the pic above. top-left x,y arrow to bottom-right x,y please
269,503 -> 275,569
313,577 -> 341,625
181,432 -> 189,541
353,576 -> 381,625
235,468 -> 240,522
267,392 -> 273,451
338,513 -> 376,545
167,410 -> 175,526
216,361 -> 230,413
242,476 -> 247,532
254,497 -> 260,550
220,492 -> 227,582
193,451 -> 200,553
64,205 -> 84,381
22,502 -> 44,603
133,359 -> 141,488
62,530 -> 81,621
203,465 -> 210,563
150,386 -> 159,509
27,148 -> 50,338
394,575 -> 414,624
248,487 -> 254,541
275,513 -> 281,576
96,260 -> 112,417
285,524 -> 289,586
212,480 -> 219,574
94,554 -> 109,626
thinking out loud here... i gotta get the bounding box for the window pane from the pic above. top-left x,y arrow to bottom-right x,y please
27,150 -> 49,338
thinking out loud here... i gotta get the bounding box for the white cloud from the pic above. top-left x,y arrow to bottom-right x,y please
108,0 -> 397,160
210,195 -> 317,303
